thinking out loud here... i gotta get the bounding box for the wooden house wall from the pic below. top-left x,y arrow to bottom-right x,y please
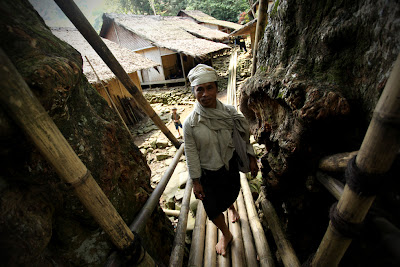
136,47 -> 165,83
93,72 -> 144,125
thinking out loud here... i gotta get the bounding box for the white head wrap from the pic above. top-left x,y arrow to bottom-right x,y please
187,64 -> 218,87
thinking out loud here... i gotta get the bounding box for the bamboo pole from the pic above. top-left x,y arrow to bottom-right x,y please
316,172 -> 344,200
318,151 -> 358,172
217,211 -> 230,267
204,218 -> 218,267
240,173 -> 275,267
258,191 -> 301,267
312,53 -> 400,266
229,202 -> 246,267
85,56 -> 135,140
237,190 -> 259,267
0,48 -> 156,265
164,209 -> 181,217
188,201 -> 207,267
53,0 -> 181,149
169,178 -> 193,267
132,144 -> 184,234
251,0 -> 269,76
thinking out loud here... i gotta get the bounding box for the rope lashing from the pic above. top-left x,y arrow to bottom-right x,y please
329,203 -> 363,238
345,156 -> 386,196
120,231 -> 145,265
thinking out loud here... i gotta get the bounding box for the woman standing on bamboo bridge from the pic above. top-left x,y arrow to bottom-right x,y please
183,64 -> 258,256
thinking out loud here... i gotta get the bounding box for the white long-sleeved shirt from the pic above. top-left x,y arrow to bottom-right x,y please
183,101 -> 255,179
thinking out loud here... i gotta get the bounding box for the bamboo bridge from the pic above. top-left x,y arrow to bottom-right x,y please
1,0 -> 399,266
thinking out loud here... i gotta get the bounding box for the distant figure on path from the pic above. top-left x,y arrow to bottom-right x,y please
171,107 -> 182,137
183,64 -> 258,256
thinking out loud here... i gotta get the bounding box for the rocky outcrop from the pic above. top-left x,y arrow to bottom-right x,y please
240,0 -> 400,264
0,1 -> 174,265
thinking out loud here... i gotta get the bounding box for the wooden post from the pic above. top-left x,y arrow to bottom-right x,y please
258,191 -> 301,267
251,0 -> 268,76
53,0 -> 181,149
240,173 -> 275,267
312,53 -> 400,266
188,201 -> 207,267
204,218 -> 218,267
180,53 -> 188,89
0,48 -> 156,265
237,190 -> 258,267
169,178 -> 193,267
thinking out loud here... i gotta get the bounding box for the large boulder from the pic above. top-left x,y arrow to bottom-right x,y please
0,1 -> 174,265
240,0 -> 400,264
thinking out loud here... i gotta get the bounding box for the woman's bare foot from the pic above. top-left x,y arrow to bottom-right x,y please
216,232 -> 233,256
228,206 -> 240,223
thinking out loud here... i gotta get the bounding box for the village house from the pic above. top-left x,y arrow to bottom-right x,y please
99,13 -> 230,87
51,27 -> 159,125
177,10 -> 242,34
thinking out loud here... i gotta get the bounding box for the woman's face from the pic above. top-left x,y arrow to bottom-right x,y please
194,82 -> 218,108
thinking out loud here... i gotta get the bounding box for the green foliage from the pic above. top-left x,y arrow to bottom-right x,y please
108,0 -> 250,22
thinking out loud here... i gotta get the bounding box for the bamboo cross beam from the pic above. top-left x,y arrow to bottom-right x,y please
53,0 -> 181,149
0,48 -> 155,265
312,53 -> 400,266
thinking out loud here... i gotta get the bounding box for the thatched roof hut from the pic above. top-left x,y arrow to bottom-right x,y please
51,27 -> 158,84
100,14 -> 229,58
100,14 -> 231,86
52,27 -> 157,125
177,10 -> 242,33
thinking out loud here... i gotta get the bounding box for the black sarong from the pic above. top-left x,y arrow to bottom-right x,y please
200,153 -> 240,220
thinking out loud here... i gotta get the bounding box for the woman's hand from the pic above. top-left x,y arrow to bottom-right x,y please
249,155 -> 259,178
192,179 -> 205,200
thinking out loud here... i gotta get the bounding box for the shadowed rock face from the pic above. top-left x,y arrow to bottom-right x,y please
0,1 -> 173,265
240,0 -> 400,263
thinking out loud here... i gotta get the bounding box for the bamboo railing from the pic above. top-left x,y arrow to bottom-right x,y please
312,53 -> 400,266
53,0 -> 181,149
106,144 -> 185,266
0,48 -> 155,266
